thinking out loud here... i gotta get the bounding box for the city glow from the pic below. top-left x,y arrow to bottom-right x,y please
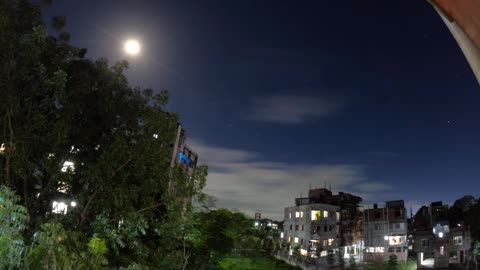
125,40 -> 140,55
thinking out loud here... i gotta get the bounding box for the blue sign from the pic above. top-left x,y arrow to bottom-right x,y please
179,152 -> 191,165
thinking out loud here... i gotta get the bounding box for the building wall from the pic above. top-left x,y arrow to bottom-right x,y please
414,226 -> 471,268
284,203 -> 340,253
363,202 -> 408,263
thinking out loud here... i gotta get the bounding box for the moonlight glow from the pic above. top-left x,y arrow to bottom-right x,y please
124,40 -> 140,55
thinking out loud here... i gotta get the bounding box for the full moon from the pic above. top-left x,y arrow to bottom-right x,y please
124,40 -> 140,55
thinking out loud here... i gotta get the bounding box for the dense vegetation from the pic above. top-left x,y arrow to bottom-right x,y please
0,1 -> 299,269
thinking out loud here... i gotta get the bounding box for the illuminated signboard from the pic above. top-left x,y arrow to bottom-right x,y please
179,152 -> 191,165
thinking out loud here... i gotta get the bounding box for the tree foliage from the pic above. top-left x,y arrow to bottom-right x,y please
0,0 -> 208,269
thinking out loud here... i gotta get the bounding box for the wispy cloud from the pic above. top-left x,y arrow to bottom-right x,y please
244,94 -> 343,124
191,140 -> 391,220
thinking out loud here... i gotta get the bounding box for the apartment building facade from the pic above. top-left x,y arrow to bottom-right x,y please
413,202 -> 472,269
363,200 -> 408,263
283,188 -> 362,257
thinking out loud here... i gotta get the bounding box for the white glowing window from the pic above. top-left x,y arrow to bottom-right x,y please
327,239 -> 334,246
295,211 -> 300,218
294,237 -> 299,243
300,211 -> 304,218
440,246 -> 444,256
52,201 -> 68,214
311,210 -> 321,220
61,161 -> 75,172
453,236 -> 463,245
0,143 -> 5,154
336,212 -> 340,222
280,232 -> 284,238
289,212 -> 292,219
389,236 -> 406,245
323,211 -> 329,218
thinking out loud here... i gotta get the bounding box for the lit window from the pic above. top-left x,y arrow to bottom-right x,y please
153,133 -> 158,139
323,240 -> 327,246
300,211 -> 304,218
336,212 -> 340,222
289,212 -> 292,219
288,236 -> 291,243
453,236 -> 463,245
0,143 -> 5,154
323,211 -> 329,218
295,211 -> 300,218
300,249 -> 308,256
52,201 -> 68,215
311,210 -> 321,220
327,239 -> 334,246
280,232 -> 284,239
61,161 -> 75,173
389,236 -> 406,245
440,246 -> 444,256
294,237 -> 299,243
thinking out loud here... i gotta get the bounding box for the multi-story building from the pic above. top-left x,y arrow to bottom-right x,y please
412,201 -> 471,269
283,188 -> 362,257
363,200 -> 408,263
170,124 -> 198,174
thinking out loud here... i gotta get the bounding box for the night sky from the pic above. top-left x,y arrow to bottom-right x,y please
44,1 -> 480,220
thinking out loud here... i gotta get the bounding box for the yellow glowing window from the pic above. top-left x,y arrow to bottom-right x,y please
323,211 -> 329,218
288,236 -> 291,243
311,210 -> 321,220
328,238 -> 334,246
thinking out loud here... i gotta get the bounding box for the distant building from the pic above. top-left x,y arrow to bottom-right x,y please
283,188 -> 362,257
363,200 -> 408,263
412,201 -> 471,269
170,124 -> 198,174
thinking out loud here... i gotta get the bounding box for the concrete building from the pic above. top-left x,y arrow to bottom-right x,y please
283,188 -> 362,257
412,201 -> 471,269
170,124 -> 198,174
363,200 -> 408,263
